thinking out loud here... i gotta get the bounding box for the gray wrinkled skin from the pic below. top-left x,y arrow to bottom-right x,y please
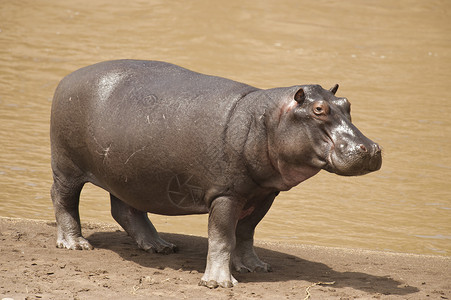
50,60 -> 382,288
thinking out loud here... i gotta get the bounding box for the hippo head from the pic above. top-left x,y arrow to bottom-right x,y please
267,84 -> 382,187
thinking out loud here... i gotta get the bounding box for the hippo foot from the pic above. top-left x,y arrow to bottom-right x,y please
199,258 -> 238,289
137,237 -> 178,254
198,276 -> 238,289
231,253 -> 272,273
56,236 -> 93,250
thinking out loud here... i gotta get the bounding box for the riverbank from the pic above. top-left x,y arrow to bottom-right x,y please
0,217 -> 449,299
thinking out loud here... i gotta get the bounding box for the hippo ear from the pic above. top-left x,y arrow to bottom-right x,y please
294,88 -> 305,104
329,84 -> 339,95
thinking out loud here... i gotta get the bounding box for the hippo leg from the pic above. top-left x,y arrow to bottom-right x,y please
51,171 -> 92,250
232,193 -> 276,273
110,194 -> 177,254
199,196 -> 243,288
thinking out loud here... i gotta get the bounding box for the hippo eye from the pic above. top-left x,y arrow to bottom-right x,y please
313,101 -> 329,116
335,97 -> 351,117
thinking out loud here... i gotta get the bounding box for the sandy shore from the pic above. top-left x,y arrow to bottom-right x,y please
0,217 -> 449,299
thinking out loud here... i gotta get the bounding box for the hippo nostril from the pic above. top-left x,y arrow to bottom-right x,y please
368,144 -> 382,171
374,144 -> 382,154
358,144 -> 368,153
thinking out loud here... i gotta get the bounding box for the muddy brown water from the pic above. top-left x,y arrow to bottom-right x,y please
1,0 -> 450,256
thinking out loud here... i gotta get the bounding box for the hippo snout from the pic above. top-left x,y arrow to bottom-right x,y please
327,140 -> 382,176
357,142 -> 382,172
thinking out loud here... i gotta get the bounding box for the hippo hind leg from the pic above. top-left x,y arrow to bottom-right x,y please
110,194 -> 178,254
51,169 -> 93,250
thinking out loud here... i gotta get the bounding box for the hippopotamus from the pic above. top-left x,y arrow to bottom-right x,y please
50,60 -> 382,288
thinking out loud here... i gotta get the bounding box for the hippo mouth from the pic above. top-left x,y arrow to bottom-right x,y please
318,131 -> 338,172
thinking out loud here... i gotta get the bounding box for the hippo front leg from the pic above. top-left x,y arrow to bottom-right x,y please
199,196 -> 243,288
232,193 -> 276,273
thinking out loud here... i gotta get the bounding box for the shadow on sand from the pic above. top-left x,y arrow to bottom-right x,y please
87,230 -> 419,296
